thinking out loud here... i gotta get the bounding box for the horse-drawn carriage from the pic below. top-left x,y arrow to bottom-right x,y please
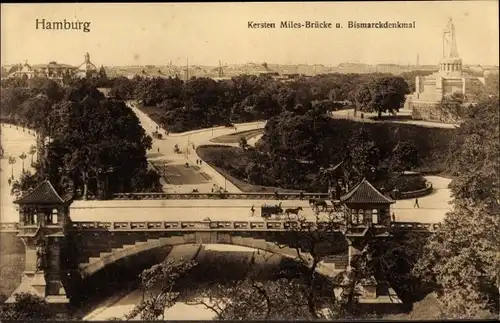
152,131 -> 163,139
308,198 -> 342,212
261,202 -> 283,219
261,203 -> 304,220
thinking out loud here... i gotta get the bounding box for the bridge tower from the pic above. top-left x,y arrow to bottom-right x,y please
340,178 -> 394,270
7,180 -> 71,306
338,178 -> 395,303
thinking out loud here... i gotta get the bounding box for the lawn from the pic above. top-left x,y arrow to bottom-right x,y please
210,129 -> 264,144
136,105 -> 165,129
196,145 -> 300,193
382,292 -> 443,320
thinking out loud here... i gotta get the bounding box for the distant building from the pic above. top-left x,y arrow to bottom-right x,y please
75,52 -> 98,78
409,18 -> 486,121
6,52 -> 99,81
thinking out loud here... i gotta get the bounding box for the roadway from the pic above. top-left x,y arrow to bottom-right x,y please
70,178 -> 452,223
0,124 -> 38,224
127,101 -> 265,193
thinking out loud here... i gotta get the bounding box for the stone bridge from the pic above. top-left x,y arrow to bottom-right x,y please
2,179 -> 442,308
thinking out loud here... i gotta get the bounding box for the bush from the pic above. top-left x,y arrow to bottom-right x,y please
0,293 -> 54,320
387,175 -> 427,192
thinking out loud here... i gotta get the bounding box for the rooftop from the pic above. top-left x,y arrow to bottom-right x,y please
340,178 -> 394,205
14,180 -> 67,205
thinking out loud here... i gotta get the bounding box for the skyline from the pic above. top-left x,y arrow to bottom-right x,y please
1,2 -> 498,67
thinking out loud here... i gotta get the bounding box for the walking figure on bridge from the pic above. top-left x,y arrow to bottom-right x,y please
251,205 -> 255,217
414,198 -> 420,208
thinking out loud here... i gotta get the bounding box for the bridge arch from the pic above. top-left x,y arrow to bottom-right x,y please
78,234 -> 347,279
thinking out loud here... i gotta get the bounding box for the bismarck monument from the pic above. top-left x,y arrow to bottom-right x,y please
408,18 -> 487,122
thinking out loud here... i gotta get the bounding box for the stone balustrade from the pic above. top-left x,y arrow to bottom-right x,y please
67,220 -> 348,232
108,192 -> 330,200
0,221 -> 440,233
0,222 -> 19,231
390,222 -> 440,231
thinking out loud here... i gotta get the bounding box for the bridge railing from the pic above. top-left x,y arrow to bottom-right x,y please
68,220 -> 347,232
0,221 -> 441,233
0,222 -> 19,231
109,192 -> 330,200
390,222 -> 441,231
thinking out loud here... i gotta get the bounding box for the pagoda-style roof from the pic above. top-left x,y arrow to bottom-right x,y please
14,180 -> 67,205
340,178 -> 394,205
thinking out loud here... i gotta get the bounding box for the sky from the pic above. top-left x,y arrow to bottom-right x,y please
1,1 -> 498,67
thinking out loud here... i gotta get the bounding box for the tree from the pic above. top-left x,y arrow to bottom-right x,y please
355,76 -> 410,117
437,92 -> 465,123
389,140 -> 420,174
414,96 -> 500,319
347,128 -> 380,181
0,293 -> 54,320
121,258 -> 198,320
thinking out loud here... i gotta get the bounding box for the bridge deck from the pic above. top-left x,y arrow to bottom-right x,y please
70,199 -> 319,222
69,199 -> 446,224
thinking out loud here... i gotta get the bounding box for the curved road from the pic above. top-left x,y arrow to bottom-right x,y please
127,101 -> 265,193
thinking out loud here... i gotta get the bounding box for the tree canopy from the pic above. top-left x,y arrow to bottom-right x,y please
414,96 -> 500,319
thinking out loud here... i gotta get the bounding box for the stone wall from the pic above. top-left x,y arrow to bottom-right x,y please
399,182 -> 433,200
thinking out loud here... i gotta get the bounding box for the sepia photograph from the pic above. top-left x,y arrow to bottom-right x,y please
0,1 -> 498,321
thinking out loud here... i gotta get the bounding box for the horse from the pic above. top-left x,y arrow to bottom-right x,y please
285,206 -> 303,216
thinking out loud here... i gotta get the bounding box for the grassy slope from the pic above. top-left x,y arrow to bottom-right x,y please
197,145 -> 299,193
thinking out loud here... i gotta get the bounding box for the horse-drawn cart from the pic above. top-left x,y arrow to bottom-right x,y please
261,203 -> 283,219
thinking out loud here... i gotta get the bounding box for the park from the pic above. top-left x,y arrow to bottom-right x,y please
0,18 -> 498,318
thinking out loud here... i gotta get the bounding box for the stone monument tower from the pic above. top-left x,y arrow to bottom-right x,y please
409,18 -> 486,122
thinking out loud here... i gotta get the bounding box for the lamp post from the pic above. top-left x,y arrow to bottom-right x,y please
8,156 -> 16,180
19,152 -> 27,173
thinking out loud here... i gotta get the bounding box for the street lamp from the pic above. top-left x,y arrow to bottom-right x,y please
8,156 -> 16,180
19,153 -> 27,173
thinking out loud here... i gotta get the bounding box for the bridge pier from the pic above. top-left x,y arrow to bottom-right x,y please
6,235 -> 69,306
6,180 -> 71,310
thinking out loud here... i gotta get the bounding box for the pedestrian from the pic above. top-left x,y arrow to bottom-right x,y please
414,198 -> 420,208
392,212 -> 396,222
157,148 -> 160,153
299,191 -> 304,201
8,178 -> 11,186
275,191 -> 279,200
251,205 -> 255,217
199,160 -> 202,165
